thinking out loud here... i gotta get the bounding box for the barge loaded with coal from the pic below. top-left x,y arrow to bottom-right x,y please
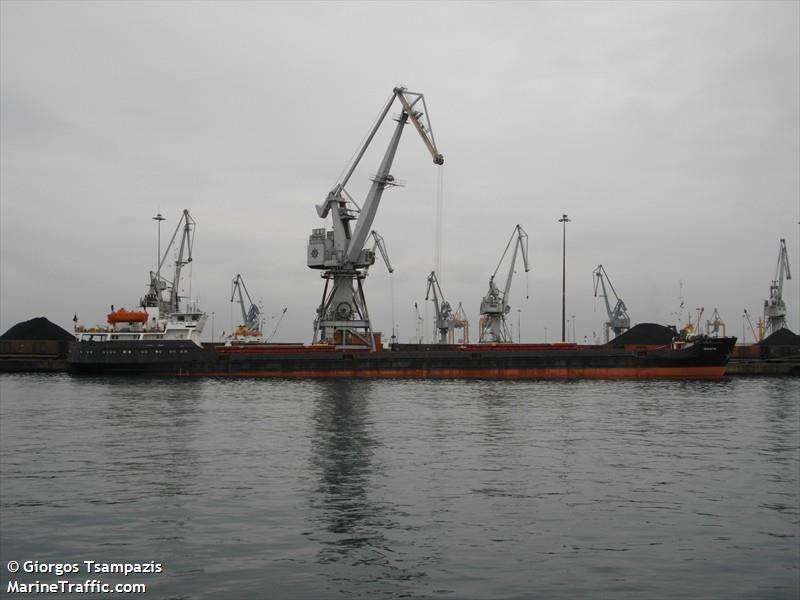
67,86 -> 737,379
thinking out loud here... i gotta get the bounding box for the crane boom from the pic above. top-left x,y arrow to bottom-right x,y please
346,89 -> 443,264
479,225 -> 530,343
498,225 -> 529,308
743,309 -> 759,342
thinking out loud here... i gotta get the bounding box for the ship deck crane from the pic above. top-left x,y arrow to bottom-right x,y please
479,225 -> 530,343
764,238 -> 792,335
141,209 -> 195,316
231,274 -> 262,336
425,271 -> 456,344
307,87 -> 443,349
592,264 -> 630,343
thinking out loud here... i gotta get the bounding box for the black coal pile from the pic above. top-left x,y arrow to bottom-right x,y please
1,317 -> 75,341
759,328 -> 800,347
605,323 -> 676,346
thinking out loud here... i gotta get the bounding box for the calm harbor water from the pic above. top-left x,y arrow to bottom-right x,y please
1,374 -> 798,599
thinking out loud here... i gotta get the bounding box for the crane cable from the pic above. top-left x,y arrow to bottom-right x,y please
390,272 -> 396,343
434,165 -> 444,277
526,268 -> 530,301
265,308 -> 288,343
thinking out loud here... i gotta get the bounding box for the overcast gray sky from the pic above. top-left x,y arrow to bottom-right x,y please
2,1 -> 798,343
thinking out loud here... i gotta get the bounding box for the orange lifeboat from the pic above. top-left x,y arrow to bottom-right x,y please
107,308 -> 148,324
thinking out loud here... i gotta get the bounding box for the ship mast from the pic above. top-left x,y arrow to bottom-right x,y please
141,209 -> 195,315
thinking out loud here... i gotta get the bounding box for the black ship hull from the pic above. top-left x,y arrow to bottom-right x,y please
67,337 -> 736,380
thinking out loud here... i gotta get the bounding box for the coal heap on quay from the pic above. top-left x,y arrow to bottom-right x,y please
758,327 -> 800,347
0,317 -> 73,372
1,317 -> 75,341
729,327 -> 800,376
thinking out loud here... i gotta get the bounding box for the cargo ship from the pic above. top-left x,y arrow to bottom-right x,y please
67,332 -> 735,379
66,88 -> 737,379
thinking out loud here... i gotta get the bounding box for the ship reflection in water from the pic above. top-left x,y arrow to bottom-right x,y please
306,380 -> 427,590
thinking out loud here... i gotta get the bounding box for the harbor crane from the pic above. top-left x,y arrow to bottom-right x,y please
425,271 -> 456,344
479,225 -> 530,343
307,87 -> 443,348
230,274 -> 262,336
592,264 -> 630,343
705,308 -> 726,337
452,302 -> 470,344
764,238 -> 792,335
141,209 -> 195,316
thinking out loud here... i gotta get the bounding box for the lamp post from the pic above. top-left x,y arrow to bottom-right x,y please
153,212 -> 165,296
571,314 -> 576,343
558,214 -> 571,342
741,311 -> 746,344
517,308 -> 521,343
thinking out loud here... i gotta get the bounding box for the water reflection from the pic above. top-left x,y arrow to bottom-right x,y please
308,381 -> 381,551
476,381 -> 516,442
96,378 -> 206,545
761,378 -> 800,523
306,380 -> 427,596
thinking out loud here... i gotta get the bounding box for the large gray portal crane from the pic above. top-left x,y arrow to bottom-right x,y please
231,274 -> 262,335
141,209 -> 195,315
479,225 -> 530,343
308,87 -> 443,348
426,271 -> 456,344
593,264 -> 630,343
764,238 -> 792,335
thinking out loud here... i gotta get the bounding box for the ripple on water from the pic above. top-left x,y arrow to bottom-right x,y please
0,374 -> 798,599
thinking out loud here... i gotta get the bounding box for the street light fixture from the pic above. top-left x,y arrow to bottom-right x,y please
153,212 -> 165,296
558,214 -> 571,342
